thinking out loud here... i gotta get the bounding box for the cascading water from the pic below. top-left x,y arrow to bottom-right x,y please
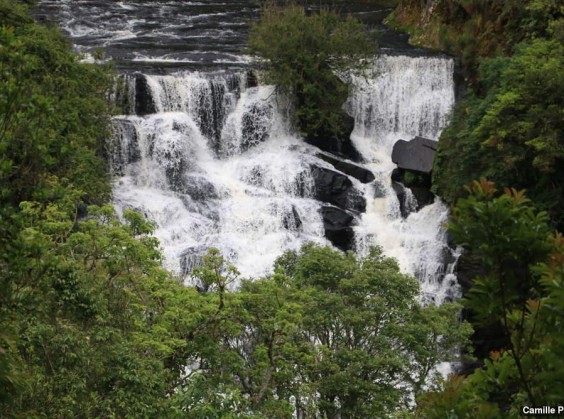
108,55 -> 460,305
349,55 -> 460,304
111,72 -> 330,278
36,0 -> 461,302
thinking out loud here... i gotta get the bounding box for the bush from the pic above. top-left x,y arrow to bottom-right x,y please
249,1 -> 376,137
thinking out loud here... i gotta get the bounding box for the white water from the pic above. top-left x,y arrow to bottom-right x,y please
110,55 -> 460,303
112,72 -> 329,278
348,55 -> 459,303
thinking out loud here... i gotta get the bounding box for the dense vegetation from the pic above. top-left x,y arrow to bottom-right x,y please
417,182 -> 564,417
249,1 -> 376,137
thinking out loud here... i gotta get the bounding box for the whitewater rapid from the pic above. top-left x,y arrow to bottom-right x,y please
108,55 -> 459,303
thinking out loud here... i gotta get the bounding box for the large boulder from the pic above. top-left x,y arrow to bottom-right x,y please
319,206 -> 356,251
134,73 -> 157,116
311,165 -> 366,212
316,152 -> 375,183
304,113 -> 363,162
391,136 -> 438,174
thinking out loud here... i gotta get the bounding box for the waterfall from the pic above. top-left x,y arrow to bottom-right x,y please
348,55 -> 459,304
109,55 -> 460,303
111,72 -> 329,278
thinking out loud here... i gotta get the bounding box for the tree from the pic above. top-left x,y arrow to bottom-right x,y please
432,37 -> 564,229
0,0 -> 112,207
416,180 -> 563,416
249,1 -> 376,137
176,245 -> 471,417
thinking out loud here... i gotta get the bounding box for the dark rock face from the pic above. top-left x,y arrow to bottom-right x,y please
311,165 -> 366,213
316,152 -> 375,183
134,73 -> 157,116
282,206 -> 302,231
410,185 -> 435,209
304,113 -> 363,162
240,102 -> 273,151
109,119 -> 141,176
197,79 -> 227,147
176,174 -> 222,201
390,167 -> 435,213
391,181 -> 410,218
180,245 -> 207,276
246,70 -> 258,88
391,136 -> 438,173
319,206 -> 356,251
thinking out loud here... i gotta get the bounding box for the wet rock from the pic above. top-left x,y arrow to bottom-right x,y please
282,206 -> 302,231
390,168 -> 435,212
197,79 -> 226,145
391,168 -> 402,182
180,246 -> 206,276
246,70 -> 258,88
319,206 -> 357,251
134,73 -> 157,116
176,174 -> 222,201
311,165 -> 366,212
316,152 -> 375,183
410,185 -> 435,210
373,181 -> 386,198
391,181 -> 409,218
241,102 -> 273,151
108,119 -> 141,176
304,113 -> 363,162
391,136 -> 438,173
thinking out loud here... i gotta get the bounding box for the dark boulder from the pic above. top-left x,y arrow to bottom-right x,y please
391,136 -> 438,174
134,73 -> 157,116
410,185 -> 435,210
176,174 -> 223,202
391,168 -> 402,182
390,168 -> 435,213
319,206 -> 356,251
304,113 -> 363,162
316,152 -> 375,183
311,165 -> 366,212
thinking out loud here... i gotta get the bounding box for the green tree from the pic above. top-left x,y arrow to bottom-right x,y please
0,0 -> 112,207
176,245 -> 471,417
416,181 -> 563,417
432,38 -> 564,229
249,1 -> 376,137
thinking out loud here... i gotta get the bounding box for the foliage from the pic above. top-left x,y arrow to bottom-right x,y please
174,244 -> 471,417
0,0 -> 112,207
432,37 -> 564,229
389,0 -> 563,81
249,1 -> 376,137
0,198 -> 203,416
416,181 -> 563,416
